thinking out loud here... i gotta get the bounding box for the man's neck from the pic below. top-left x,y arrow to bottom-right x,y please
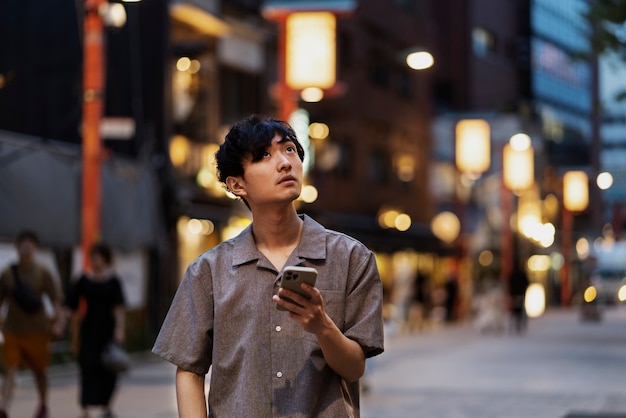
251,206 -> 303,270
252,206 -> 302,249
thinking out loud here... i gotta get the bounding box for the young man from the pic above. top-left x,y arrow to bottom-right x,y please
153,115 -> 384,417
0,231 -> 64,418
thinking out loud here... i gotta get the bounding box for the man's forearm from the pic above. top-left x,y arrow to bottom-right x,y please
316,316 -> 366,383
176,367 -> 207,418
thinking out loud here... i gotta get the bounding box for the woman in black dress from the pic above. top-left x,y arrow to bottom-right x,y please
67,244 -> 126,418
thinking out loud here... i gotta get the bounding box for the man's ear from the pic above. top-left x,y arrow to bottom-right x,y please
225,176 -> 246,197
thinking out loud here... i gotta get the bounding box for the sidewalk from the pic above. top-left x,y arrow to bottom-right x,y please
8,306 -> 626,418
12,351 -> 178,418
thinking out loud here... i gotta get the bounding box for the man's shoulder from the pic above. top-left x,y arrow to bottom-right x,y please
323,227 -> 374,260
188,237 -> 240,267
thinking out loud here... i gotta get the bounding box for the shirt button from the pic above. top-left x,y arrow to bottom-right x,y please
275,326 -> 282,332
276,371 -> 283,378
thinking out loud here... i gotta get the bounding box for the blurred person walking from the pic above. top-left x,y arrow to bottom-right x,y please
0,230 -> 64,418
509,260 -> 529,334
66,244 -> 126,418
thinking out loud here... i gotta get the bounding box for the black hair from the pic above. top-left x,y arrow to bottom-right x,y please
90,243 -> 113,265
15,230 -> 39,245
215,114 -> 305,183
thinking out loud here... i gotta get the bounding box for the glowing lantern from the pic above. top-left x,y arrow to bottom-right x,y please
455,119 -> 490,175
503,133 -> 534,193
563,171 -> 589,212
286,12 -> 336,90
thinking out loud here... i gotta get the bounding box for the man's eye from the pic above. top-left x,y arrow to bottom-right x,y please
286,146 -> 295,153
263,151 -> 271,158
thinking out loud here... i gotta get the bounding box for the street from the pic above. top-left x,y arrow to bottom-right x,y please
8,306 -> 626,418
362,306 -> 626,418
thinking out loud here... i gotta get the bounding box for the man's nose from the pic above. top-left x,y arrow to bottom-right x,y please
277,153 -> 292,170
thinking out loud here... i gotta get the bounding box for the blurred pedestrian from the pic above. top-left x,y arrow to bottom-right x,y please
0,230 -> 64,418
152,115 -> 384,417
444,273 -> 459,323
66,244 -> 126,418
408,270 -> 431,331
473,277 -> 506,334
509,260 -> 529,334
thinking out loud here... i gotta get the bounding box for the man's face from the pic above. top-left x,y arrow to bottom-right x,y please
16,238 -> 37,263
233,134 -> 303,208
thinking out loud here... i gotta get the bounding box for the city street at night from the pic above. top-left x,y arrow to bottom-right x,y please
3,1 -> 626,417
9,306 -> 626,418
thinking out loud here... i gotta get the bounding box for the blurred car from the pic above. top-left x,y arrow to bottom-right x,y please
586,268 -> 626,305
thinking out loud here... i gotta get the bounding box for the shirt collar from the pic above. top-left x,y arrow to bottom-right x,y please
231,214 -> 327,267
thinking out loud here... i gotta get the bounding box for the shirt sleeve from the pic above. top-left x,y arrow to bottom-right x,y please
343,248 -> 385,358
152,257 -> 215,375
112,276 -> 126,307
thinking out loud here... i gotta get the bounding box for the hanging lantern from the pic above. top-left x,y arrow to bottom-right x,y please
285,12 -> 336,90
503,133 -> 534,193
455,119 -> 490,175
563,171 -> 589,212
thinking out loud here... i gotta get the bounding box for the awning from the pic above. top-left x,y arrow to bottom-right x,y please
0,130 -> 162,251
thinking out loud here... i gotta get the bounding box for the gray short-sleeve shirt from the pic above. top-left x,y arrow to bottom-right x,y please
152,214 -> 384,417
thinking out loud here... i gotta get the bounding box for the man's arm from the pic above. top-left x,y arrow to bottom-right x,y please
273,285 -> 366,382
176,367 -> 207,418
313,314 -> 366,382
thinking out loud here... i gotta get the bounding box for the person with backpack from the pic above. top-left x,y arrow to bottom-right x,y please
0,231 -> 64,418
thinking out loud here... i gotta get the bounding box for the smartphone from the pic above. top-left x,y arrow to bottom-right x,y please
276,266 -> 318,311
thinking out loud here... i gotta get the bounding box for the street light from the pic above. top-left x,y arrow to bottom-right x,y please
563,171 -> 589,212
503,133 -> 534,194
455,119 -> 490,177
81,0 -> 138,268
406,50 -> 434,70
451,119 -> 490,314
561,170 -> 589,306
262,1 -> 353,122
500,132 -> 534,296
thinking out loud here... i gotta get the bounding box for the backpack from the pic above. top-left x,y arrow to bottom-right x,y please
11,264 -> 42,313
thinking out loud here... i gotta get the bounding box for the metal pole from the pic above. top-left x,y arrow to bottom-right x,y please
81,0 -> 106,269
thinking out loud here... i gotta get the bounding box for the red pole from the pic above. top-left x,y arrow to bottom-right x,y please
560,206 -> 573,306
275,16 -> 298,122
81,0 -> 106,269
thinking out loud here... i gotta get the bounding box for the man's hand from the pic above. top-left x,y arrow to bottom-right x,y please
273,283 -> 329,334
